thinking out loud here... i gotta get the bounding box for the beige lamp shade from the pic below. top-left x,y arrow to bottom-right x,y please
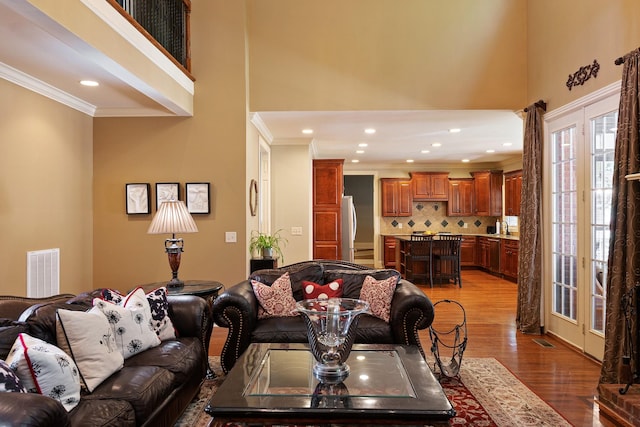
147,200 -> 198,234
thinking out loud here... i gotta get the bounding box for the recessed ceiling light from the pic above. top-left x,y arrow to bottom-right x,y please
486,149 -> 495,153
503,142 -> 513,146
351,159 -> 360,163
449,128 -> 461,133
358,143 -> 368,147
432,143 -> 442,147
421,150 -> 430,154
80,80 -> 99,87
462,159 -> 470,163
364,128 -> 376,134
356,150 -> 365,154
302,129 -> 314,134
406,159 -> 414,163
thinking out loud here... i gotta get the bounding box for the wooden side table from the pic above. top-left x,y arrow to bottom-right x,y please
137,280 -> 224,378
250,258 -> 277,273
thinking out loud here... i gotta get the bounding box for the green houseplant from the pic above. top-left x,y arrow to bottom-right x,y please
249,229 -> 288,261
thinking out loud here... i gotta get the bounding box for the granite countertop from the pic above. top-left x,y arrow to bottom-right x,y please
384,232 -> 520,241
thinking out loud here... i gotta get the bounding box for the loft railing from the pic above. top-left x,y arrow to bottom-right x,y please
107,0 -> 192,79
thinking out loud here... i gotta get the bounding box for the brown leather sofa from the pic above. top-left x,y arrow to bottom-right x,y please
212,260 -> 435,373
0,289 -> 212,427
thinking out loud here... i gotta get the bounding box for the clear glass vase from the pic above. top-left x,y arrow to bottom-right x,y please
296,298 -> 369,383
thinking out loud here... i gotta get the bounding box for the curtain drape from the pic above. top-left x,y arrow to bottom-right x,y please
515,103 -> 544,334
600,48 -> 640,384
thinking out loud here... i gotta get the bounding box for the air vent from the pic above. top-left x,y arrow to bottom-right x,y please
27,248 -> 60,297
533,338 -> 555,348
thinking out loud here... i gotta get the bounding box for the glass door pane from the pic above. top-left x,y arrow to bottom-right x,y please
589,110 -> 617,334
552,126 -> 578,321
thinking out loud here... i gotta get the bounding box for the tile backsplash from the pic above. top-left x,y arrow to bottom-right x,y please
380,202 -> 500,235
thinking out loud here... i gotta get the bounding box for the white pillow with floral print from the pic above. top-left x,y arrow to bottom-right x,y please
6,333 -> 80,411
92,298 -> 160,359
56,307 -> 124,392
101,287 -> 176,341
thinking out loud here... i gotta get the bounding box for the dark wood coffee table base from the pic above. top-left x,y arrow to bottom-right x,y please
205,343 -> 454,426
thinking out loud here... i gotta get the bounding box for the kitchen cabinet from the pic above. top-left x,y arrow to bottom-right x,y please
476,236 -> 501,274
447,178 -> 474,216
381,178 -> 412,217
476,237 -> 489,269
472,170 -> 503,217
460,236 -> 476,267
313,159 -> 343,260
383,236 -> 397,268
501,239 -> 519,279
504,170 -> 523,216
410,172 -> 449,201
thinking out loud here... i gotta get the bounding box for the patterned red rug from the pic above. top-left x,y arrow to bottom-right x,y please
175,357 -> 571,427
438,375 -> 497,426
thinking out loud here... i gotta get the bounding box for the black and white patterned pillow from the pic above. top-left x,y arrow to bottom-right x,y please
0,359 -> 26,393
6,333 -> 80,411
143,287 -> 176,341
102,287 -> 176,340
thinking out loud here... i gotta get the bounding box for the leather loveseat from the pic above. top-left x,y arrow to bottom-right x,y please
212,260 -> 435,373
0,289 -> 212,427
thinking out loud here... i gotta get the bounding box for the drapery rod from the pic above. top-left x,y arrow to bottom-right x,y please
524,100 -> 547,112
615,57 -> 624,65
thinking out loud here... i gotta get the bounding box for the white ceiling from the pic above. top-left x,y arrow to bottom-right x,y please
1,1 -> 524,166
256,110 -> 524,166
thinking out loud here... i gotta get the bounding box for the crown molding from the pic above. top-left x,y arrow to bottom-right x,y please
0,61 -> 96,116
250,113 -> 274,143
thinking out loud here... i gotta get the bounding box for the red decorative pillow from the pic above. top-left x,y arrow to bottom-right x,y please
251,272 -> 299,319
359,275 -> 398,322
302,279 -> 344,300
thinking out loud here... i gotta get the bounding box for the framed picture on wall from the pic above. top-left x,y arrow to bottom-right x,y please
125,183 -> 151,215
156,182 -> 180,210
186,182 -> 210,214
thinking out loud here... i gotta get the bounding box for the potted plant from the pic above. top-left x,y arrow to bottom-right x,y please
249,229 -> 287,261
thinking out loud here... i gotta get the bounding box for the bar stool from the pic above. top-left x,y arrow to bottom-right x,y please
406,234 -> 434,287
432,234 -> 462,287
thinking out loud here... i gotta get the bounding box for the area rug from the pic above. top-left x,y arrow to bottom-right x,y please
175,356 -> 572,427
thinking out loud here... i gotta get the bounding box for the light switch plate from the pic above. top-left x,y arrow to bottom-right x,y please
225,232 -> 237,243
291,226 -> 303,235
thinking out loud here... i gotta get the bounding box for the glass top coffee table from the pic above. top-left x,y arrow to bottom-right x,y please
205,343 -> 454,426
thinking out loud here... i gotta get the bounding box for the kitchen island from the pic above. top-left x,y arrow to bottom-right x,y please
384,233 -> 520,283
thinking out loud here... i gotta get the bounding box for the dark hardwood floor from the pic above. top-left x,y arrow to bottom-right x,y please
209,269 -> 617,427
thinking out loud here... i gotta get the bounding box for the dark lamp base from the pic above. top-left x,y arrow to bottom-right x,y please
166,278 -> 184,288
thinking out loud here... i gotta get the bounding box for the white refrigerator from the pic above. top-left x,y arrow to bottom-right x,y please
341,196 -> 357,262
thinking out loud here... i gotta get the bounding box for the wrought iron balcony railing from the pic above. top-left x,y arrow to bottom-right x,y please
107,0 -> 192,78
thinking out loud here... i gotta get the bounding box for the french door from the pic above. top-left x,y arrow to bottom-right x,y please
545,91 -> 618,361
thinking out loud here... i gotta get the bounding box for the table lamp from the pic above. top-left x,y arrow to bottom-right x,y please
147,199 -> 198,287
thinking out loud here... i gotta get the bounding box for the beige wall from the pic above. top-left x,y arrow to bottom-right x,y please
93,0 -> 250,291
270,142 -> 314,265
527,0 -> 640,110
0,79 -> 93,296
247,0 -> 528,111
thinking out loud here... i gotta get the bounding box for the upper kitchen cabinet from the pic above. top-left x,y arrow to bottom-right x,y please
472,170 -> 503,217
504,170 -> 523,216
448,178 -> 474,216
381,178 -> 412,217
410,172 -> 449,201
